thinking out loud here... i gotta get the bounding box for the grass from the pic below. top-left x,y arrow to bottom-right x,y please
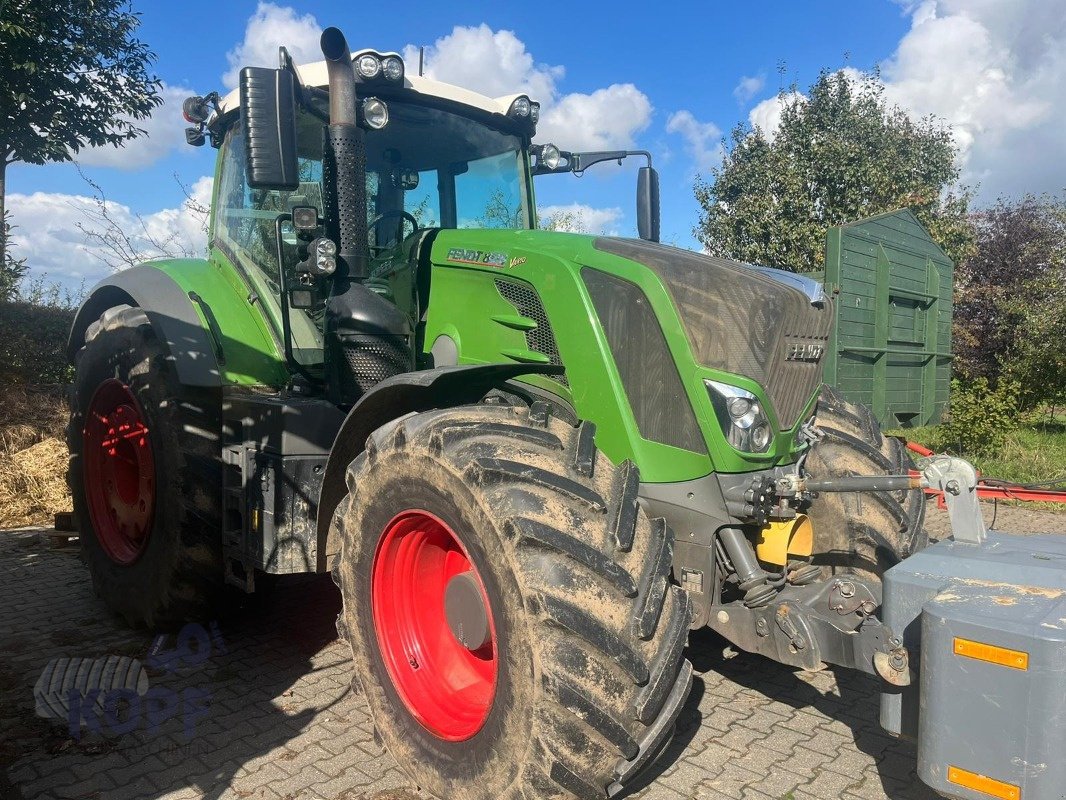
888,409 -> 1066,500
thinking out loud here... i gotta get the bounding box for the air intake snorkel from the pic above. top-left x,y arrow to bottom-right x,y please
319,27 -> 413,405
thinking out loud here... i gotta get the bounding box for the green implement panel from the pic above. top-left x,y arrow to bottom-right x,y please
822,209 -> 953,427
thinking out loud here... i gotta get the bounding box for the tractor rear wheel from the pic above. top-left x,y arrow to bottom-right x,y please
803,385 -> 927,584
67,305 -> 222,627
332,404 -> 693,800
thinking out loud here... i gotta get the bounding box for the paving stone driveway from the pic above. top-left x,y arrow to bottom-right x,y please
1,503 -> 1061,800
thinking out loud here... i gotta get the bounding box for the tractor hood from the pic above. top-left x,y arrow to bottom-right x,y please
591,238 -> 833,430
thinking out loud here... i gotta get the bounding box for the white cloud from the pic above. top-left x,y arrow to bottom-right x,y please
402,25 -> 561,103
223,2 -> 324,89
666,110 -> 723,174
404,25 -> 652,152
878,0 -> 1065,198
733,74 -> 765,104
747,91 -> 805,140
7,178 -> 212,288
539,85 -> 652,151
539,203 -> 623,235
77,83 -> 194,170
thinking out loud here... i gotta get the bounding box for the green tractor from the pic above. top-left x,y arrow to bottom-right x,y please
66,27 -> 928,799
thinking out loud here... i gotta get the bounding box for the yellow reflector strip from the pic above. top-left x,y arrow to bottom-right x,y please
948,766 -> 1020,800
953,637 -> 1029,670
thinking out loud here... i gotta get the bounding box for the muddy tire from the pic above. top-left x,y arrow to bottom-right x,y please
803,385 -> 927,583
333,404 -> 692,800
67,305 -> 222,628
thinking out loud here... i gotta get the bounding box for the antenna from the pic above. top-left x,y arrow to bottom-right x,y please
419,46 -> 425,76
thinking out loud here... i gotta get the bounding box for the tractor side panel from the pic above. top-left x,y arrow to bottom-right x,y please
149,256 -> 288,388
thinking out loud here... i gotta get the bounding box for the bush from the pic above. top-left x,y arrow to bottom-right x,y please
0,300 -> 76,385
940,377 -> 1020,457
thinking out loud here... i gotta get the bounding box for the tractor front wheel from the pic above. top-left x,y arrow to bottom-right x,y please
332,404 -> 693,800
803,385 -> 927,584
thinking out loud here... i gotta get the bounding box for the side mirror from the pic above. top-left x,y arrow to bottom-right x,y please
239,67 -> 299,190
637,166 -> 660,243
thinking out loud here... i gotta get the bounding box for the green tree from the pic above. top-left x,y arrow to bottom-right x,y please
956,194 -> 1066,409
0,0 -> 162,266
1,210 -> 27,300
694,70 -> 974,271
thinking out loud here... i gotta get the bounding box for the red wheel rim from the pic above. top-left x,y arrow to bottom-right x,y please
371,510 -> 498,741
83,380 -> 156,565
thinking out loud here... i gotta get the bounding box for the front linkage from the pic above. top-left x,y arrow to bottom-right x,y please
709,455 -> 986,688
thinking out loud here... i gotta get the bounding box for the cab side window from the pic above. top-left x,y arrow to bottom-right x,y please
214,117 -> 325,289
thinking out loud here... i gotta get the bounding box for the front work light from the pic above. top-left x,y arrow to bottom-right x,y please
705,380 -> 773,453
382,56 -> 404,81
363,97 -> 389,129
509,96 -> 531,117
357,54 -> 382,79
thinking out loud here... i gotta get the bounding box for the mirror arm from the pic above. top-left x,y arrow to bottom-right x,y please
533,149 -> 653,176
274,213 -> 322,386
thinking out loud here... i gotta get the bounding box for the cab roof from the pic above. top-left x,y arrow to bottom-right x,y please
217,51 -> 528,120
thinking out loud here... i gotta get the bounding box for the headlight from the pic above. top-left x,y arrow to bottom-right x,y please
362,97 -> 389,129
356,54 -> 382,79
705,380 -> 773,453
381,56 -> 404,81
530,101 -> 540,123
509,96 -> 531,117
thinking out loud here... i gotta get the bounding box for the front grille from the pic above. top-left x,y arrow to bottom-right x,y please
583,269 -> 707,454
593,238 -> 832,429
494,279 -> 568,386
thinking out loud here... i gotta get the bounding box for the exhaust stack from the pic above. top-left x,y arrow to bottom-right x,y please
320,26 -> 368,280
318,26 -> 413,405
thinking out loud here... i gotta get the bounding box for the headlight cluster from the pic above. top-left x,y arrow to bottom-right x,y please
705,380 -> 773,453
508,95 -> 540,124
354,52 -> 404,83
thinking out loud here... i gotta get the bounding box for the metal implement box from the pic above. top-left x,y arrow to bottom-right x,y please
881,532 -> 1066,799
822,209 -> 953,428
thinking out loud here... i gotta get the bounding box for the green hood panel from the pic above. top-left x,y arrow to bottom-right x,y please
422,229 -> 819,481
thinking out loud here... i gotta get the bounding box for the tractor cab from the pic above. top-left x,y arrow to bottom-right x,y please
189,36 -> 659,404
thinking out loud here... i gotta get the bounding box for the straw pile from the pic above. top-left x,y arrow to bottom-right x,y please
0,387 -> 70,528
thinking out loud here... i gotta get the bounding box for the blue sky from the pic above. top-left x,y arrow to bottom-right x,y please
8,0 -> 1066,288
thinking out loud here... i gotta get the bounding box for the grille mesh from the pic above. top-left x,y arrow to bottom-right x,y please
494,279 -> 568,386
336,334 -> 411,399
593,238 -> 832,429
583,269 -> 706,454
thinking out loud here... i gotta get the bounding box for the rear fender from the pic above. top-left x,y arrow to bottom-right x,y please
316,363 -> 564,565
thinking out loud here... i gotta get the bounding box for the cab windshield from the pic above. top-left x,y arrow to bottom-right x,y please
360,99 -> 533,232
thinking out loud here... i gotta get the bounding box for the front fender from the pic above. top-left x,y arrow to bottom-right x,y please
316,362 -> 564,563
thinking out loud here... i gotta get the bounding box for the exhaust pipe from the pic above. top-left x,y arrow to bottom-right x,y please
318,27 -> 413,405
320,26 -> 368,280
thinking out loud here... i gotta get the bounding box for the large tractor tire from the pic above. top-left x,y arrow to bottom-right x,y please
803,385 -> 927,584
67,305 -> 222,628
332,404 -> 693,800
